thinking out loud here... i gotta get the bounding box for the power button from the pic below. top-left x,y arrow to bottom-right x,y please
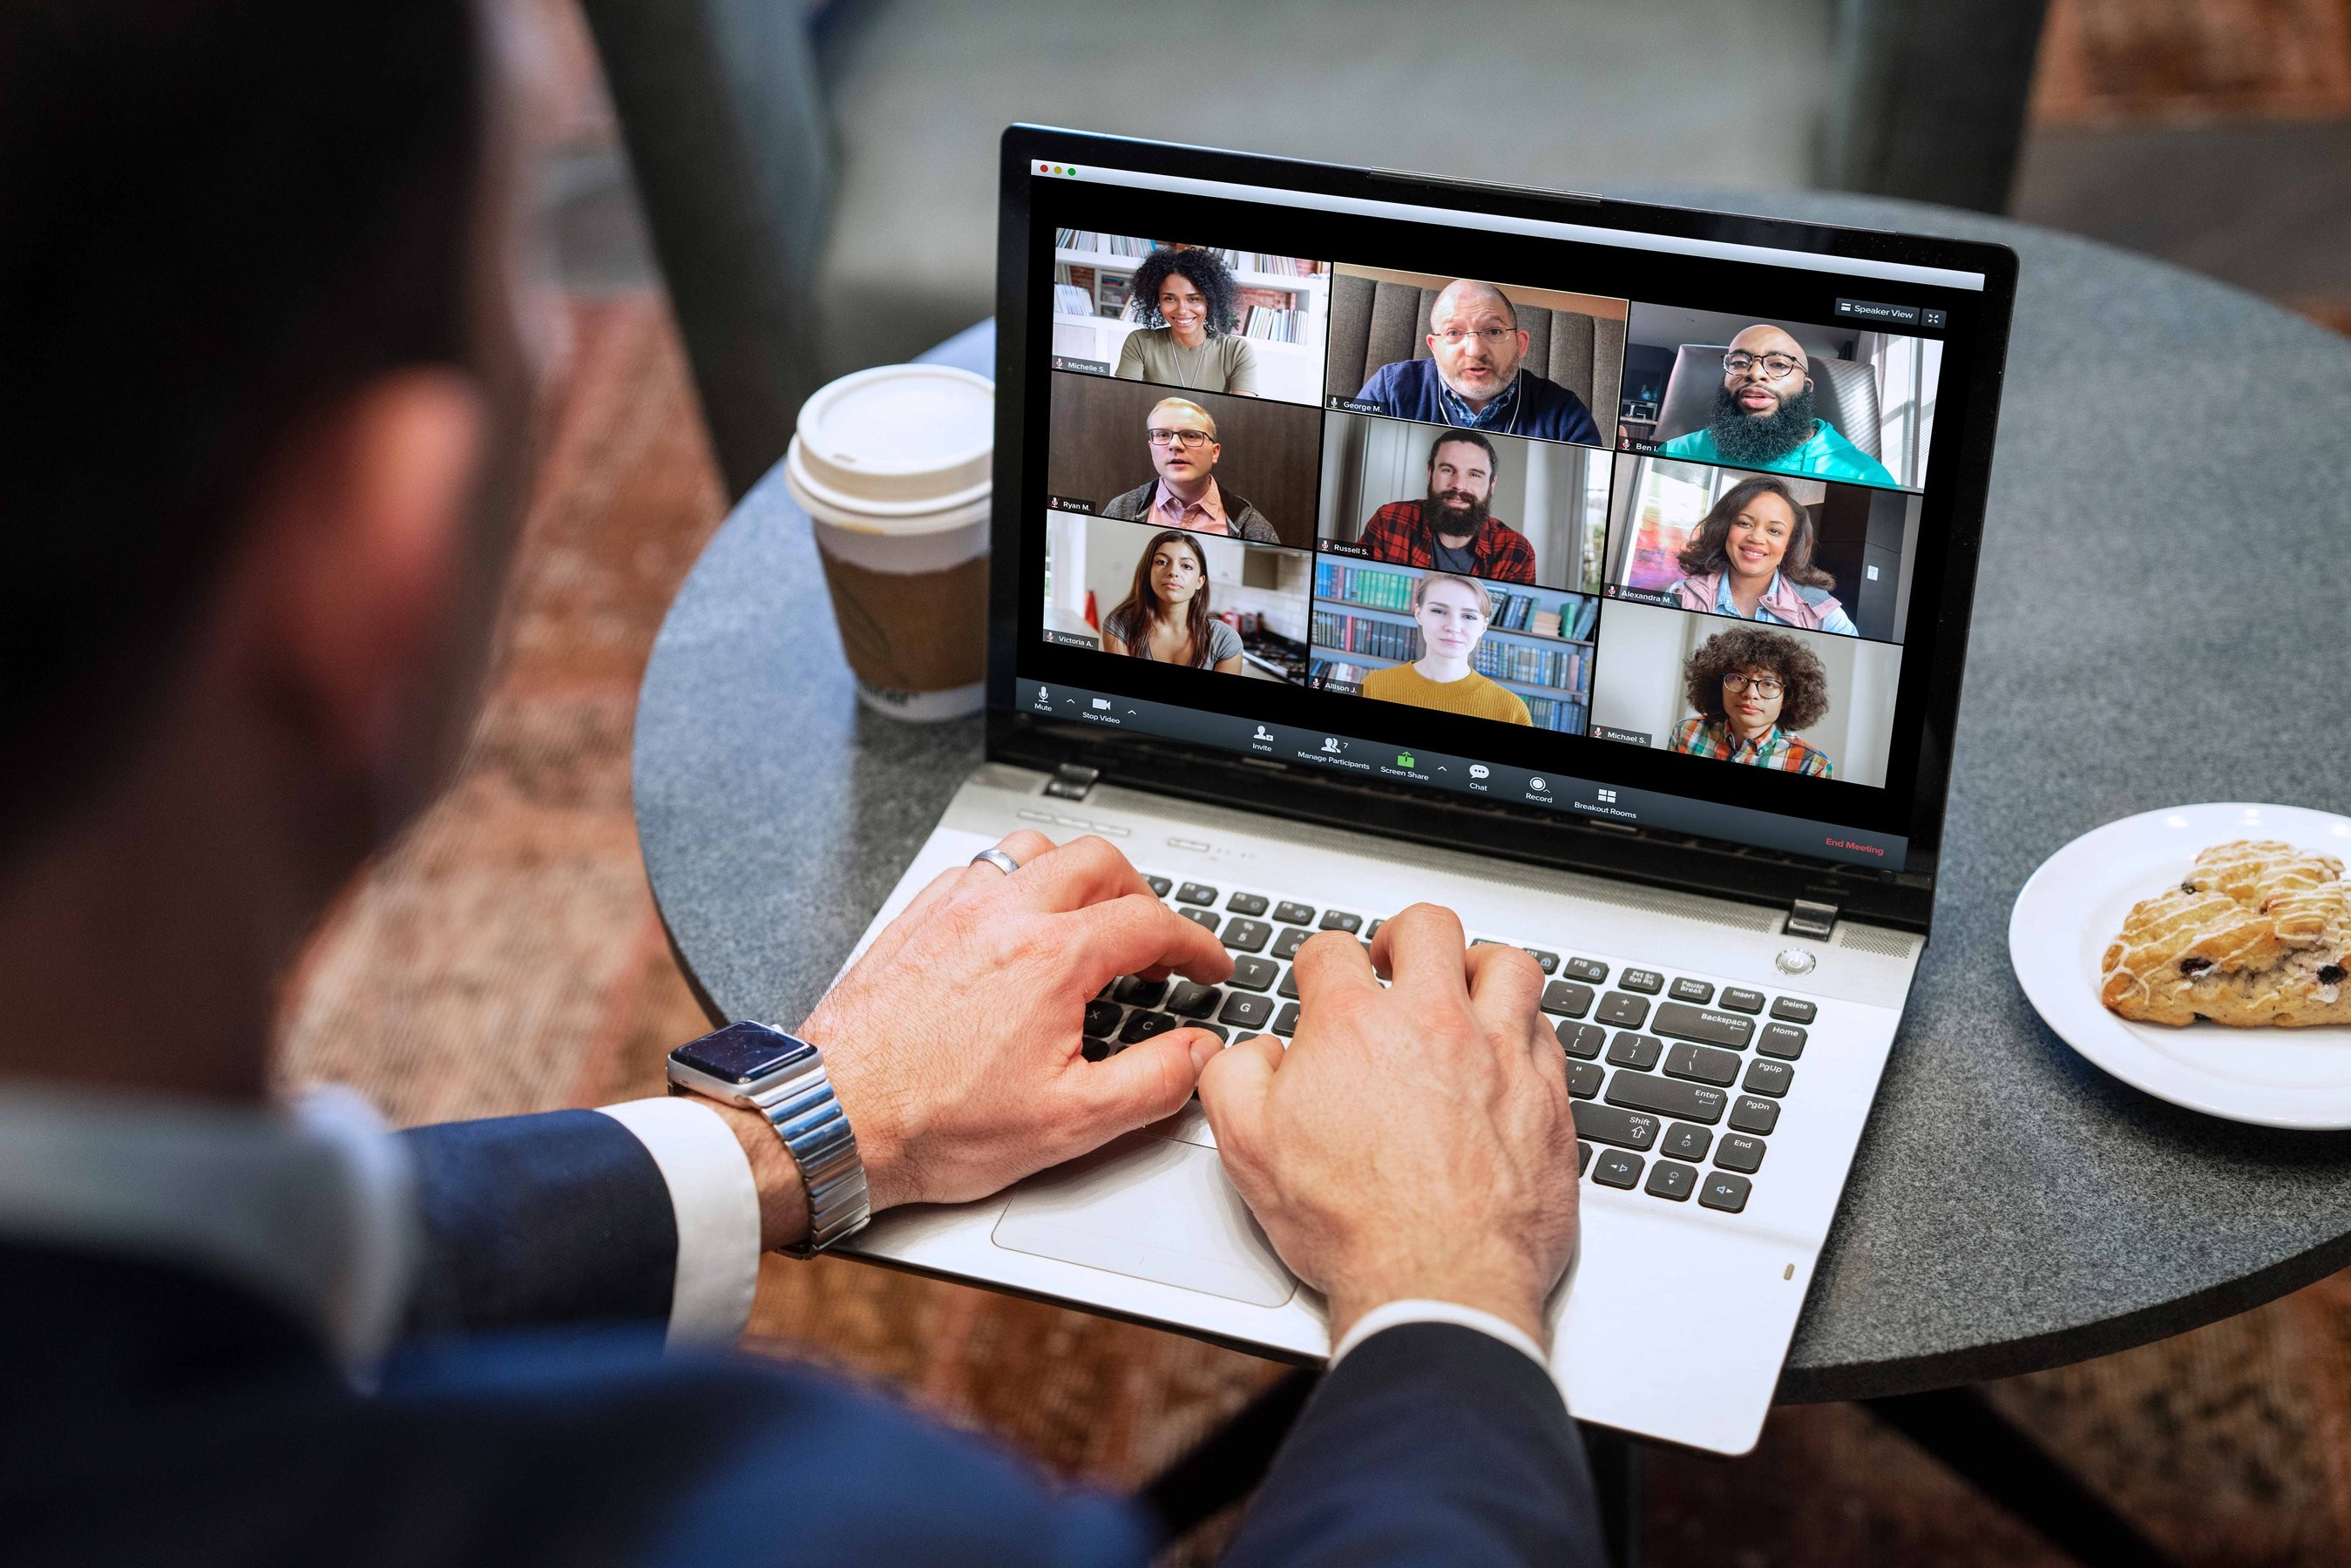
1774,949 -> 1817,977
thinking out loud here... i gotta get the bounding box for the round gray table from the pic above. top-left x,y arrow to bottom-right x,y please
634,193 -> 2351,1403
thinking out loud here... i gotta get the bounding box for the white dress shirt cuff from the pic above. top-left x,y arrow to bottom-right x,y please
595,1098 -> 762,1348
1328,1298 -> 1554,1379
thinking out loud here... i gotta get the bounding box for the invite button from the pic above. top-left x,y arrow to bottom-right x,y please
1834,297 -> 1919,326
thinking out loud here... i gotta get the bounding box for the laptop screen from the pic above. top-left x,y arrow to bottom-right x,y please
1006,151 -> 2000,875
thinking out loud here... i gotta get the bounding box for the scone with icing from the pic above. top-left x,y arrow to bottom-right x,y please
2100,840 -> 2351,1027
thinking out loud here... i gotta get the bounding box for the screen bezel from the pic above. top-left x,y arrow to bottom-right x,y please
986,125 -> 2016,933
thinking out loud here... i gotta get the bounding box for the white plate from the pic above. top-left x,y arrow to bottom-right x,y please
2009,801 -> 2351,1129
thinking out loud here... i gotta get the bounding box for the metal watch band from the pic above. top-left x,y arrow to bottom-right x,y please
750,1040 -> 871,1258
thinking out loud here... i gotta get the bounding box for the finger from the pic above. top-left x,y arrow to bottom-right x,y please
1372,903 -> 1473,997
1290,926 -> 1381,1008
1004,834 -> 1153,914
1463,939 -> 1548,1049
1196,1031 -> 1283,1157
948,829 -> 1060,900
1063,892 -> 1232,990
1071,1026 -> 1216,1131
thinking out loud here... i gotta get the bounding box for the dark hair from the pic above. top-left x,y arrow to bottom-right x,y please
1127,247 -> 1242,336
1426,429 -> 1501,476
1,2 -> 484,851
1675,476 -> 1833,588
1682,626 -> 1831,731
1108,531 -> 1215,667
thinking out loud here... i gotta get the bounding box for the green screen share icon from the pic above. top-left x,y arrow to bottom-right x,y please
1397,753 -> 1415,768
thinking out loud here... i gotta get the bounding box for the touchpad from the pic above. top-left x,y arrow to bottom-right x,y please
992,1132 -> 1296,1308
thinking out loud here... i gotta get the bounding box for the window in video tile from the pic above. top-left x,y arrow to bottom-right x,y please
1324,267 -> 1628,449
1309,557 -> 1598,733
1051,231 -> 1331,406
1616,304 -> 1941,492
1045,372 -> 1323,551
1042,511 -> 1314,683
1586,600 -> 1902,787
1600,455 -> 1922,643
1317,413 -> 1610,594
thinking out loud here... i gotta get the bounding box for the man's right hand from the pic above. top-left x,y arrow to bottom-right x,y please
1197,903 -> 1580,1349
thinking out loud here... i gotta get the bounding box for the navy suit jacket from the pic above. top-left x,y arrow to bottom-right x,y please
3,1109 -> 1607,1565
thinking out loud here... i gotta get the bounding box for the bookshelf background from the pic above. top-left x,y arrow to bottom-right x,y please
1051,233 -> 1329,401
1309,560 -> 1597,733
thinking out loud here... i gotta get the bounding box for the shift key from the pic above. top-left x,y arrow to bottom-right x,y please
1605,1070 -> 1729,1125
1571,1101 -> 1660,1151
1651,1002 -> 1754,1050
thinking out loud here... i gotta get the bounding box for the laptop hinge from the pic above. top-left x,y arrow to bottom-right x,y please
1043,763 -> 1100,801
1785,899 -> 1839,940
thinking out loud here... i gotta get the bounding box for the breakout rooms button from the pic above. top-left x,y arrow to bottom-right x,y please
1834,297 -> 1920,326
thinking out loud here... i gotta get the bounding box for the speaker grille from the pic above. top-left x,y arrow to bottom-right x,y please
1837,924 -> 1921,960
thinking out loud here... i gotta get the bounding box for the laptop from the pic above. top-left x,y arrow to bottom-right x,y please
835,125 -> 2016,1457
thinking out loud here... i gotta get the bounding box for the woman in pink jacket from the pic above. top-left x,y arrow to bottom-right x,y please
1667,474 -> 1856,635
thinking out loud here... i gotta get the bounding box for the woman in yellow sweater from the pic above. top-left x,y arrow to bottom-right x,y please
1358,573 -> 1533,725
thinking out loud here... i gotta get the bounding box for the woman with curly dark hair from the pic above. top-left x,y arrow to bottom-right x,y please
1668,625 -> 1837,776
1115,247 -> 1261,396
1667,475 -> 1855,635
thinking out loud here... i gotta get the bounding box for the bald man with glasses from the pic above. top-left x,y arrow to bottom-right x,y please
1654,324 -> 1897,487
1354,280 -> 1602,445
1100,395 -> 1284,542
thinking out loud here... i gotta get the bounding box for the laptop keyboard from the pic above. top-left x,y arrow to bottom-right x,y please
1094,874 -> 1823,1218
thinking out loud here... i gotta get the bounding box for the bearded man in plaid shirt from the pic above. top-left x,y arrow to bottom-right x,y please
1353,430 -> 1538,584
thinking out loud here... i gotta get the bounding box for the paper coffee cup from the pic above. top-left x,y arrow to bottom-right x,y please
784,363 -> 993,721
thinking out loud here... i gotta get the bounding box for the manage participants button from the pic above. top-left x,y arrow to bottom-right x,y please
1834,297 -> 1920,326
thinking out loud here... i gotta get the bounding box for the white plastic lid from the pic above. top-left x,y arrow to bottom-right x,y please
784,363 -> 993,527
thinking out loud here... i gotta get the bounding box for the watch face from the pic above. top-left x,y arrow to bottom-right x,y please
673,1023 -> 808,1085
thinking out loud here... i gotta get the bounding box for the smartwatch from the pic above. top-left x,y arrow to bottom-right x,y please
666,1021 -> 871,1256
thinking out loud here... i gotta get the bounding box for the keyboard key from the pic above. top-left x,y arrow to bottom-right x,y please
1525,949 -> 1561,974
1112,975 -> 1167,1007
1620,968 -> 1664,995
1661,1121 -> 1712,1161
1591,1148 -> 1644,1189
1218,992 -> 1275,1031
1605,1071 -> 1728,1125
1645,1160 -> 1697,1201
1143,875 -> 1173,898
1758,1023 -> 1807,1060
1222,918 -> 1271,953
1272,1003 -> 1300,1036
1178,909 -> 1220,935
1651,1001 -> 1753,1051
1578,1141 -> 1594,1176
1225,892 -> 1269,916
1318,909 -> 1364,933
1557,1022 -> 1608,1059
1176,882 -> 1218,906
1081,1037 -> 1115,1063
1572,1101 -> 1660,1152
1669,977 -> 1714,1004
1272,901 -> 1316,926
1366,919 -> 1386,940
1663,1041 -> 1742,1086
1190,1023 -> 1228,1044
1277,968 -> 1299,1000
1605,1031 -> 1663,1071
1566,1059 -> 1604,1098
1596,992 -> 1650,1028
1715,1134 -> 1765,1173
1118,1010 -> 1179,1044
1771,997 -> 1817,1024
1227,956 -> 1279,991
1720,988 -> 1766,1014
1565,957 -> 1609,983
1271,926 -> 1313,961
1729,1097 -> 1780,1135
1541,981 -> 1595,1017
1083,999 -> 1122,1037
1164,981 -> 1221,1018
1744,1058 -> 1793,1098
1699,1171 -> 1752,1213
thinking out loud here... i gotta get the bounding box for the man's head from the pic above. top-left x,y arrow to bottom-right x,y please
1683,625 -> 1831,740
1425,280 -> 1528,407
1145,397 -> 1220,490
1705,324 -> 1816,466
1424,433 -> 1499,542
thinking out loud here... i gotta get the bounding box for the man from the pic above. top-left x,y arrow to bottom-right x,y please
1356,430 -> 1537,583
1099,395 -> 1282,543
1,5 -> 1603,1566
1655,324 -> 1898,487
1355,280 -> 1602,445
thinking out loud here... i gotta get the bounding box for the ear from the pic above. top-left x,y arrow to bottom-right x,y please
253,369 -> 486,774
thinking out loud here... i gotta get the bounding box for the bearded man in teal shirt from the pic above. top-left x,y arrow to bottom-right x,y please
1656,324 -> 1898,487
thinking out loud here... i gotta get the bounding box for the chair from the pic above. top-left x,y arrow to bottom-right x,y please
1653,343 -> 1883,457
1323,274 -> 1625,426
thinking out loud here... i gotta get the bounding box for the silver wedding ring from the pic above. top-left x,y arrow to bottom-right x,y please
969,847 -> 1022,876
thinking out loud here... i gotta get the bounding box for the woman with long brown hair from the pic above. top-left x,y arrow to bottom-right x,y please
1099,529 -> 1246,673
1667,474 -> 1856,635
